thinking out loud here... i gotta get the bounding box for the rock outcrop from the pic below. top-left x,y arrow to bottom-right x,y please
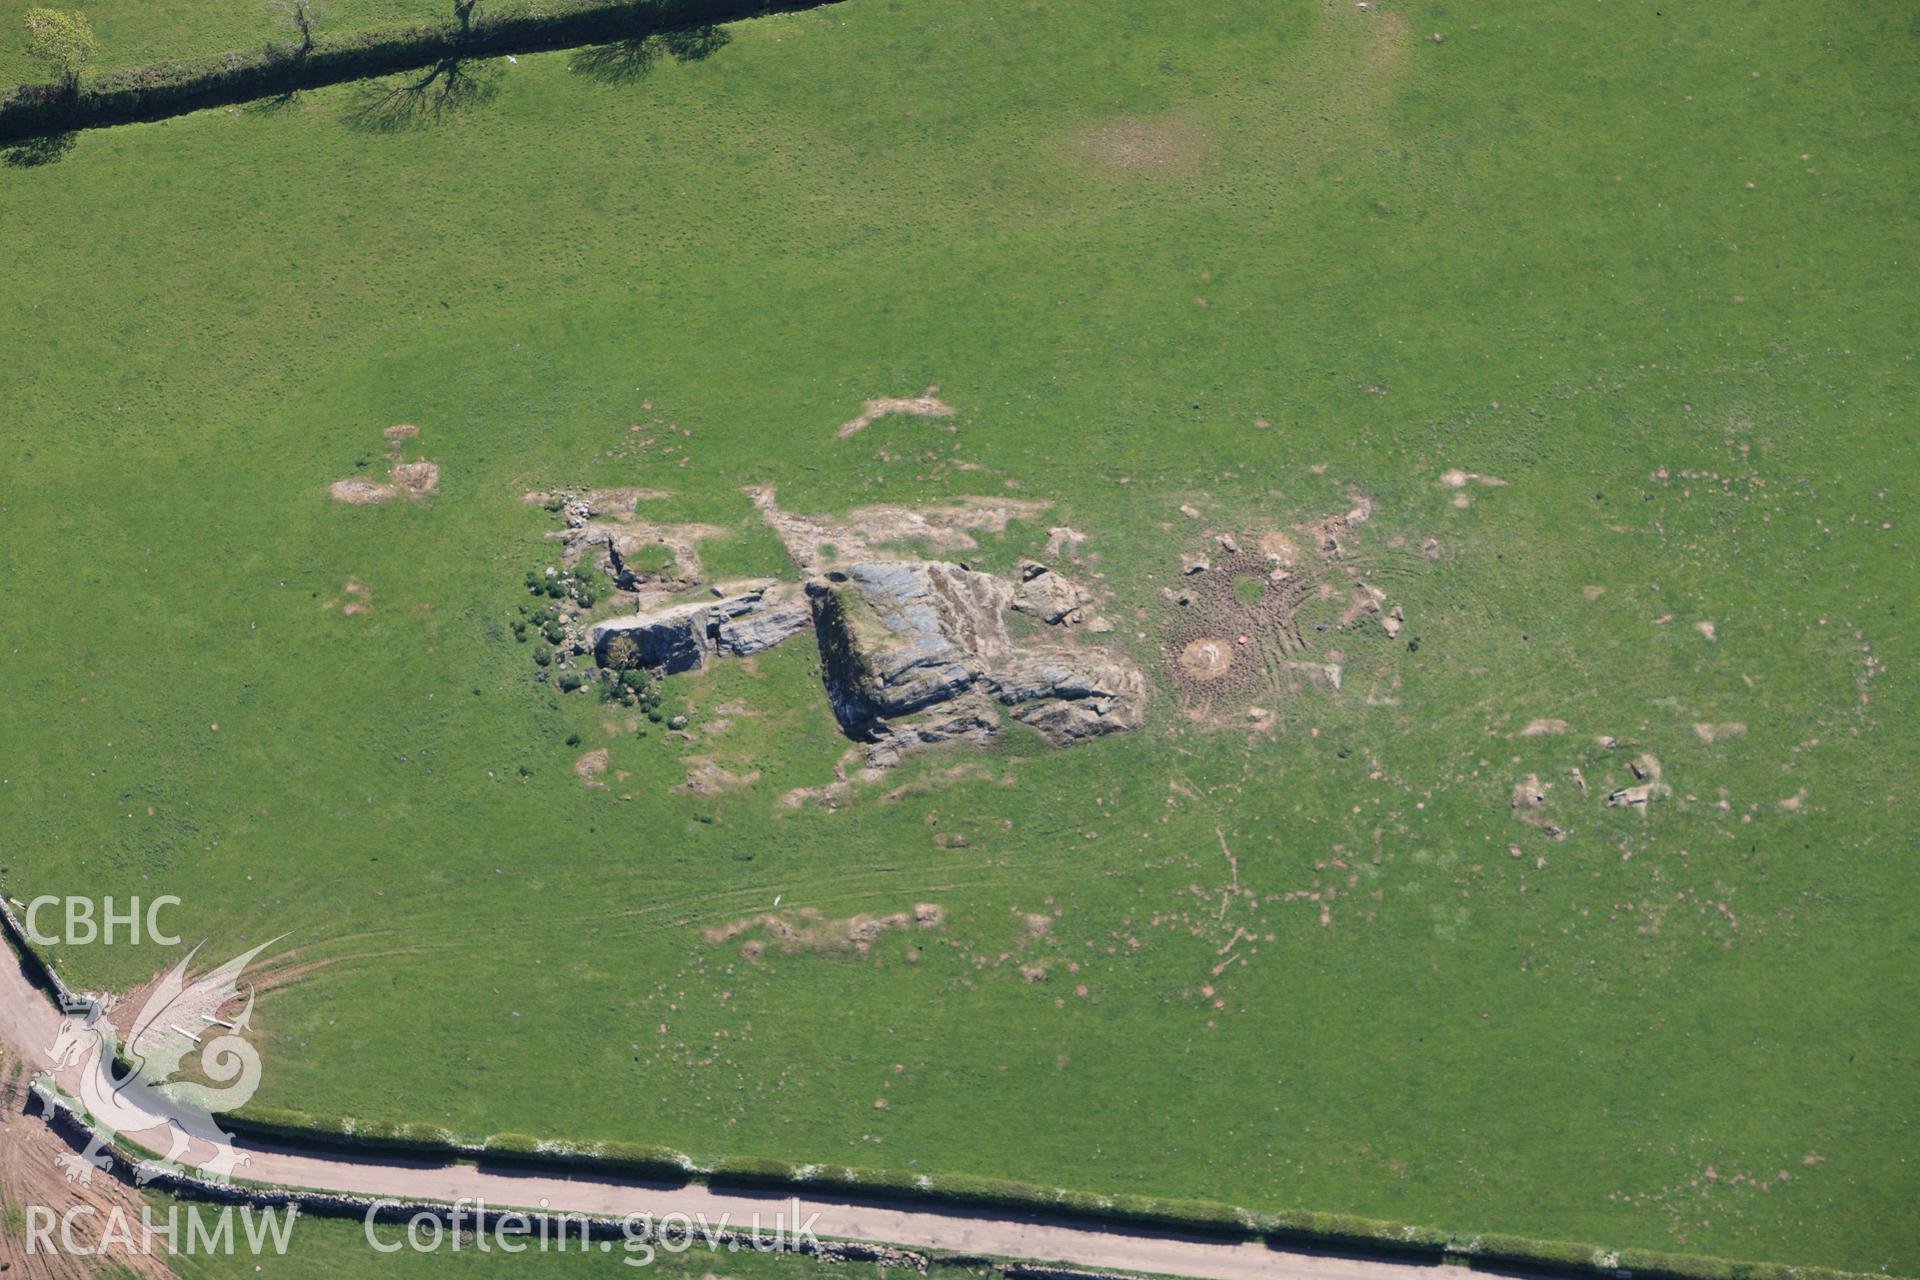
1011,560 -> 1083,624
591,584 -> 810,674
864,711 -> 1001,769
807,560 -> 1142,752
808,561 -> 1010,721
717,600 -> 812,657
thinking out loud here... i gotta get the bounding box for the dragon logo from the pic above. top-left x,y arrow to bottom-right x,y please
47,938 -> 278,1187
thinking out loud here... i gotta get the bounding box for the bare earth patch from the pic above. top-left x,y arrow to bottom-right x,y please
747,486 -> 1051,575
1179,636 -> 1235,680
390,460 -> 440,497
1258,530 -> 1302,566
705,904 -> 944,958
574,748 -> 610,788
330,425 -> 440,505
0,1070 -> 172,1279
1363,7 -> 1411,75
328,478 -> 396,505
1511,772 -> 1569,840
836,386 -> 956,438
1077,115 -> 1212,176
684,757 -> 759,794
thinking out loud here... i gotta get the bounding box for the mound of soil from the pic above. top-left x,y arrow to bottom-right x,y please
1179,637 -> 1234,680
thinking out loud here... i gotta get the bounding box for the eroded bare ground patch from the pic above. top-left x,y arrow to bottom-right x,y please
329,423 -> 440,504
1360,6 -> 1411,76
683,756 -> 759,794
746,486 -> 1052,577
1501,742 -> 1687,851
321,576 -> 374,615
705,903 -> 944,961
835,387 -> 956,438
1161,492 -> 1424,724
0,1055 -> 172,1279
574,747 -> 610,788
523,488 -> 722,600
1076,115 -> 1213,176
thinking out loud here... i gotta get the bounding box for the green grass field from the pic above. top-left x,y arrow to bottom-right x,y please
2,0 -> 1915,1272
0,0 -> 450,86
157,1199 -> 895,1280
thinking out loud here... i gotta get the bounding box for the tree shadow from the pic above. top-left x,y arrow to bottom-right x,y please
3,131 -> 77,167
569,37 -> 661,83
344,56 -> 500,132
568,24 -> 730,84
244,89 -> 303,117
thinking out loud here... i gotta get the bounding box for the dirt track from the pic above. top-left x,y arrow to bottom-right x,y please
0,939 -> 1455,1280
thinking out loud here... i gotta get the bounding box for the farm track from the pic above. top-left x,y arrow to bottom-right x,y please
0,929 -> 1466,1280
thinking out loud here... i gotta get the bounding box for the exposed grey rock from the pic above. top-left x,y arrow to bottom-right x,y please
987,656 -> 1144,744
806,562 -> 1011,723
717,601 -> 812,656
864,711 -> 999,769
1011,562 -> 1082,624
1009,697 -> 1134,744
807,559 -> 1141,756
987,657 -> 1128,705
589,600 -> 713,674
591,586 -> 809,674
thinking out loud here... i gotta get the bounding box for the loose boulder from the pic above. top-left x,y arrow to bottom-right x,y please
1011,560 -> 1083,624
